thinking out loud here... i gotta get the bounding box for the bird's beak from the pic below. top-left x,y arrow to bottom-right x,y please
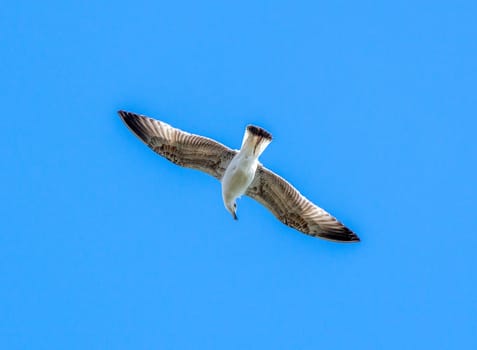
233,211 -> 238,220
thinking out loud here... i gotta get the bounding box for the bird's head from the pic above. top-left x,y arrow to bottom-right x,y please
226,201 -> 238,220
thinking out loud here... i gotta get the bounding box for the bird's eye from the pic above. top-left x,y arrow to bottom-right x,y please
234,203 -> 237,208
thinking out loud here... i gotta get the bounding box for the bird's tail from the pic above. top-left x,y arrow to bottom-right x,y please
240,125 -> 273,157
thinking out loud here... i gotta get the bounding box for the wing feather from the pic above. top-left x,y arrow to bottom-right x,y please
246,165 -> 359,242
119,111 -> 236,180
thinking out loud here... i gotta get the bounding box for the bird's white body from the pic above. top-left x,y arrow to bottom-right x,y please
221,153 -> 258,213
221,126 -> 272,219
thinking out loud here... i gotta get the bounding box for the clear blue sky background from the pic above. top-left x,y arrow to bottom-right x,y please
1,1 -> 476,349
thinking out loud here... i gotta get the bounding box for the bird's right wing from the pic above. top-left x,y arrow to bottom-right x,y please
119,111 -> 237,180
246,165 -> 360,242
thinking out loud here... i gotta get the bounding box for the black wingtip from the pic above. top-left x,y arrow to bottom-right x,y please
117,110 -> 150,143
343,228 -> 360,242
118,110 -> 133,125
322,228 -> 360,243
118,110 -> 134,121
348,235 -> 361,243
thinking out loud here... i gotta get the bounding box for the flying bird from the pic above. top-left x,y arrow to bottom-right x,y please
119,111 -> 359,242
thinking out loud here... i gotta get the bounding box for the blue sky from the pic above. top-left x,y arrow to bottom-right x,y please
1,0 -> 476,349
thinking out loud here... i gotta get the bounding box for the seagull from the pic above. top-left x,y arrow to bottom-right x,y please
119,111 -> 359,242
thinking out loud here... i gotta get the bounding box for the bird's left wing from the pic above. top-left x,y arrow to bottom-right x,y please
246,165 -> 360,242
119,111 -> 237,180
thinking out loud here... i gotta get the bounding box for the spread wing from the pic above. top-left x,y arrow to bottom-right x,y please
246,165 -> 359,242
119,111 -> 236,180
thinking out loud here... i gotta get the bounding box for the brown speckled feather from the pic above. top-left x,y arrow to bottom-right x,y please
119,111 -> 236,180
246,166 -> 359,242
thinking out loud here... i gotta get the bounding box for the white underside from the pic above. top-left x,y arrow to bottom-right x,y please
221,126 -> 271,216
221,153 -> 258,203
